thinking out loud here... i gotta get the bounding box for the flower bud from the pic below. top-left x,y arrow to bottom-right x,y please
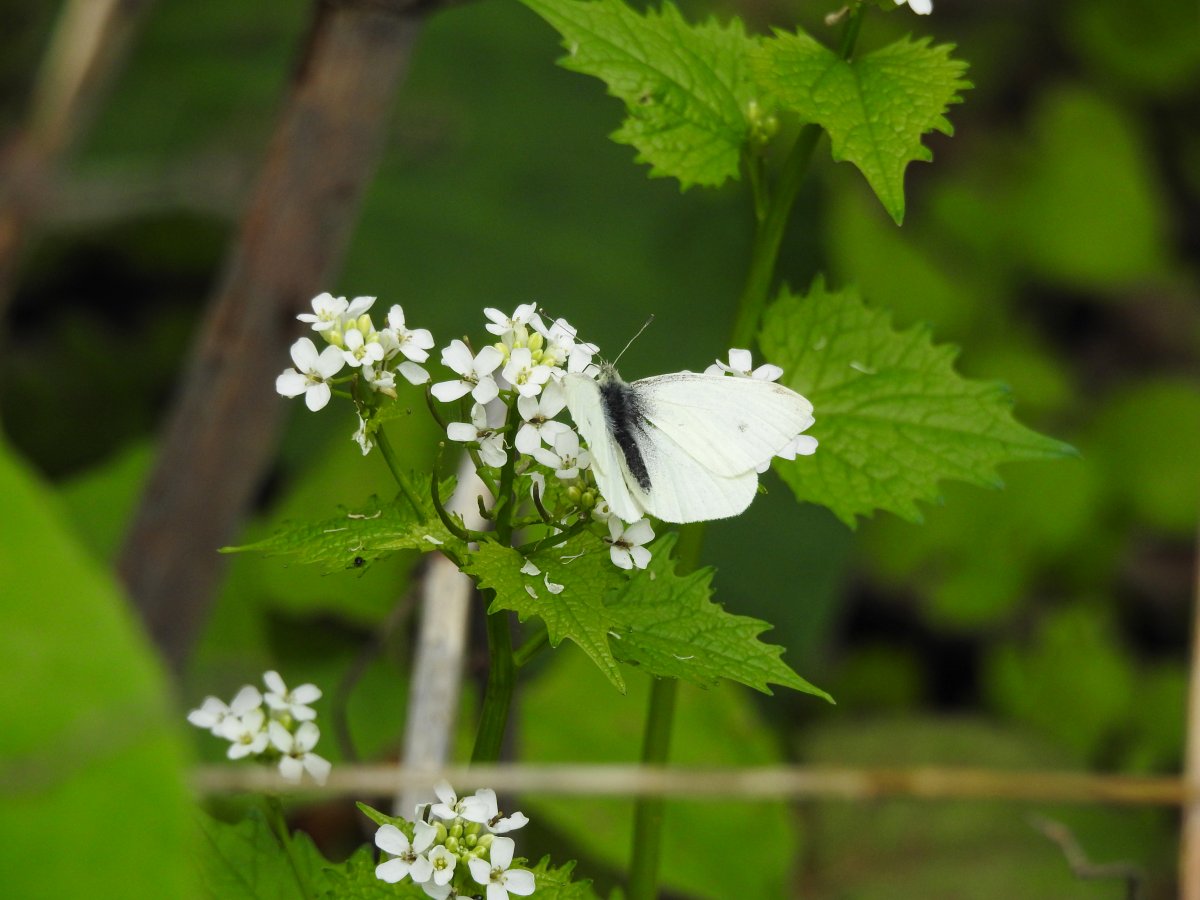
435,821 -> 448,843
464,833 -> 478,849
450,822 -> 464,838
528,332 -> 544,353
476,833 -> 495,853
445,835 -> 460,854
356,314 -> 374,335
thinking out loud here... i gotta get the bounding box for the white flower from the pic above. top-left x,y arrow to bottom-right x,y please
297,292 -> 348,332
263,670 -> 321,721
502,347 -> 552,398
536,316 -> 598,373
468,836 -> 535,900
606,517 -> 654,570
591,498 -> 613,524
342,327 -> 386,369
353,415 -> 374,455
447,403 -> 508,468
484,302 -> 539,336
755,429 -> 819,473
429,781 -> 469,820
191,684 -> 264,734
276,337 -> 345,411
431,340 -> 503,404
382,305 -> 435,363
515,381 -> 571,454
269,720 -> 332,785
217,708 -> 269,759
427,845 -> 457,887
462,789 -> 530,834
532,429 -> 590,479
895,0 -> 932,13
375,822 -> 436,884
704,348 -> 783,382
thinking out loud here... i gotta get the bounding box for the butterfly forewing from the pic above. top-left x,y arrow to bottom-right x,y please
635,373 -> 814,477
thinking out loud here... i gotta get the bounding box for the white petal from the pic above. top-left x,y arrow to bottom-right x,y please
345,295 -> 376,317
303,753 -> 331,785
489,836 -> 516,869
728,348 -> 753,371
386,304 -> 407,330
276,369 -> 309,398
493,811 -> 530,833
607,517 -> 624,542
268,720 -> 294,752
610,546 -> 633,570
292,683 -> 322,704
479,440 -> 508,468
413,820 -> 438,853
441,340 -> 474,375
514,424 -> 541,455
304,382 -> 332,411
447,422 -> 479,443
230,685 -> 263,714
462,788 -> 498,823
630,545 -> 652,569
315,345 -> 347,378
294,721 -> 321,751
399,361 -> 430,385
474,345 -> 504,376
263,671 -> 287,694
703,362 -> 723,376
520,560 -> 541,576
431,380 -> 471,403
505,869 -> 536,896
375,823 -> 412,856
487,883 -> 509,900
625,519 -> 655,546
433,781 -> 457,806
531,447 -> 560,469
468,857 -> 492,886
752,363 -> 784,382
375,858 -> 411,884
543,576 -> 564,595
472,376 -> 500,405
409,855 -> 434,884
793,434 -> 819,456
278,755 -> 304,781
290,337 -> 320,370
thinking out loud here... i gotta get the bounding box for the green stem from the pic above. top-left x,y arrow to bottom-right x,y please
471,600 -> 515,763
262,795 -> 314,900
628,12 -> 865,897
375,428 -> 426,521
469,398 -> 525,764
513,622 -> 550,667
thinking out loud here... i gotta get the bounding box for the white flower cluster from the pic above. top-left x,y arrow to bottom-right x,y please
276,293 -> 434,416
186,671 -> 331,785
375,782 -> 534,899
434,303 -> 658,571
705,348 -> 819,471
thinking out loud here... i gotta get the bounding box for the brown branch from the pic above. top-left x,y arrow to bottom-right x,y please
0,0 -> 155,318
1182,522 -> 1200,897
1030,815 -> 1143,900
193,764 -> 1190,806
117,0 -> 445,670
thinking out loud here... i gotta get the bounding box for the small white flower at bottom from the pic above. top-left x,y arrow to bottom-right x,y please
426,845 -> 457,887
375,822 -> 436,884
532,429 -> 590,479
447,403 -> 508,468
431,340 -> 503,404
468,836 -> 536,900
461,788 -> 530,834
217,708 -> 269,759
704,348 -> 783,382
429,781 -> 469,821
605,517 -> 654,570
276,338 -> 345,411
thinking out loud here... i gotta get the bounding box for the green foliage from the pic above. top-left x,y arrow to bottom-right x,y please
470,532 -> 827,697
760,279 -> 1073,526
754,32 -> 970,223
520,0 -> 761,189
318,847 -> 428,899
522,647 -> 800,899
469,531 -> 628,689
800,716 -> 1174,897
199,810 -> 338,899
607,534 -> 831,699
0,441 -> 199,898
222,486 -> 461,571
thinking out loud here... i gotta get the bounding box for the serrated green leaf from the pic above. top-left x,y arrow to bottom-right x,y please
608,534 -> 831,700
754,31 -> 969,223
199,810 -> 337,900
760,279 -> 1073,527
521,0 -> 760,188
222,485 -> 461,572
356,801 -> 409,831
318,845 -> 427,899
466,533 -> 627,691
524,856 -> 603,899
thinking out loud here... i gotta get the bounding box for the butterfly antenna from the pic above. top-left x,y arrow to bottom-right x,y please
612,315 -> 655,366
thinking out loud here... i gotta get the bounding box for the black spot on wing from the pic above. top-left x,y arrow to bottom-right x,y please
600,378 -> 652,491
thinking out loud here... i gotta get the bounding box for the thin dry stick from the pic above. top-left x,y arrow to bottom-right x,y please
117,0 -> 446,670
0,0 -> 155,318
1182,521 -> 1200,898
1030,814 -> 1143,900
394,459 -> 488,817
194,764 -> 1189,806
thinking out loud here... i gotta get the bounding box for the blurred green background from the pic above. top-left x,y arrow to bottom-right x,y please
0,0 -> 1197,897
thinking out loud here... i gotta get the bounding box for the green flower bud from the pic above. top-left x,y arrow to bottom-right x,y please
445,835 -> 460,854
435,821 -> 448,843
528,331 -> 544,352
464,833 -> 478,849
327,329 -> 345,349
566,485 -> 581,502
476,833 -> 495,853
356,313 -> 373,335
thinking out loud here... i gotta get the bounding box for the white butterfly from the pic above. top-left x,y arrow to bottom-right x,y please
563,363 -> 815,524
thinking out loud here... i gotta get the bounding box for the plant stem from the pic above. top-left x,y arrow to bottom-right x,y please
471,599 -> 515,763
628,11 -> 865,897
375,428 -> 426,520
469,399 -> 524,764
262,795 -> 314,900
